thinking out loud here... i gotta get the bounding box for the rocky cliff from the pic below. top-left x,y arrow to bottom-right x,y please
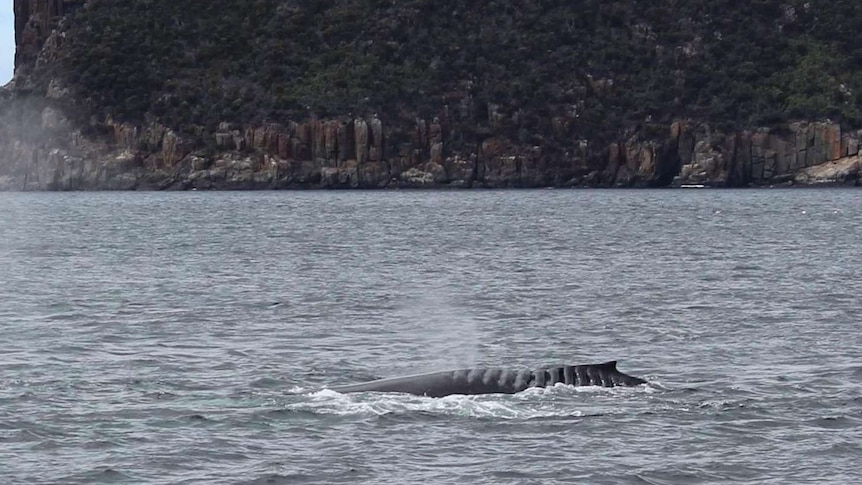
1,0 -> 861,190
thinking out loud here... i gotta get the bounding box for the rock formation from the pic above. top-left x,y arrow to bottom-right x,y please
1,0 -> 860,190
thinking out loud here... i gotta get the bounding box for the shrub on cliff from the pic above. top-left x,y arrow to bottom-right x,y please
52,0 -> 862,140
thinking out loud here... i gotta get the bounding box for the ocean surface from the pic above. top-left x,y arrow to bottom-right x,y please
0,189 -> 860,484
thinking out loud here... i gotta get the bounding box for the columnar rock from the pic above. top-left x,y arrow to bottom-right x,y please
354,119 -> 368,165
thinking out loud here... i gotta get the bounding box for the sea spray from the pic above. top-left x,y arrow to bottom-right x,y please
392,286 -> 484,371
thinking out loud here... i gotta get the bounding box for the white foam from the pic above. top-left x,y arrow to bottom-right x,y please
287,384 -> 652,419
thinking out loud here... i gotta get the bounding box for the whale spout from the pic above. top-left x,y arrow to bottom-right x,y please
328,360 -> 646,397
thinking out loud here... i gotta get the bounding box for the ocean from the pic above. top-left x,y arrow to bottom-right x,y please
1,189 -> 860,484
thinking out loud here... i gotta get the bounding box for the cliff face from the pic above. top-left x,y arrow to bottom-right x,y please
13,1 -> 79,74
1,0 -> 861,190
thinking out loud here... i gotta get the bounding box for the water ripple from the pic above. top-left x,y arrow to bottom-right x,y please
1,189 -> 861,484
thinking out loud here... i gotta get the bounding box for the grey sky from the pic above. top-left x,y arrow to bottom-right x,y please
1,0 -> 12,84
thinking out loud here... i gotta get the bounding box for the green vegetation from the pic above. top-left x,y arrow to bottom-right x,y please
48,0 -> 862,140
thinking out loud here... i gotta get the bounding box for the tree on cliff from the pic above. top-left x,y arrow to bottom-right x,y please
32,0 -> 859,138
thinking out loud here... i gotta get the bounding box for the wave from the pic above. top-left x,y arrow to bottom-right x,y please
280,383 -> 656,420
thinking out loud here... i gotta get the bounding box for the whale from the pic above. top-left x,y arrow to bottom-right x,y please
328,360 -> 645,397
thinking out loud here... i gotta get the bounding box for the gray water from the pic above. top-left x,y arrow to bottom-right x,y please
1,189 -> 861,484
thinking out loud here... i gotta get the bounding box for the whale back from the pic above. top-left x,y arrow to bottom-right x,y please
328,360 -> 646,397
